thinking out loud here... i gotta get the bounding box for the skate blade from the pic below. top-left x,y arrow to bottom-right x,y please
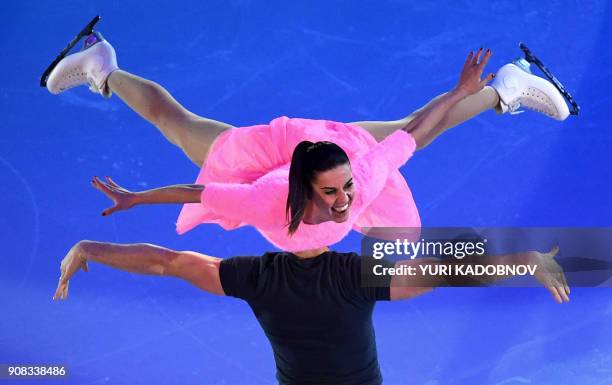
40,15 -> 101,88
519,42 -> 580,116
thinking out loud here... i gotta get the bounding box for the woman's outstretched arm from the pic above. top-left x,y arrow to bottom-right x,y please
401,48 -> 495,149
91,176 -> 203,216
52,240 -> 224,300
352,48 -> 497,149
94,175 -> 282,229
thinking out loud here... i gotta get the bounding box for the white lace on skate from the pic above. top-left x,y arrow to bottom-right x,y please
505,86 -> 559,118
53,65 -> 99,93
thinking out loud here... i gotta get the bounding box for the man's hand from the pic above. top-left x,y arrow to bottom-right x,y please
455,48 -> 494,97
53,242 -> 89,301
526,246 -> 571,303
91,176 -> 137,216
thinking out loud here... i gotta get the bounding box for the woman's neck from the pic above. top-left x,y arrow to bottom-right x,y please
292,246 -> 330,259
302,203 -> 326,225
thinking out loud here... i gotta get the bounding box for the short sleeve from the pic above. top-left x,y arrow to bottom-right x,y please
219,256 -> 261,300
343,253 -> 394,303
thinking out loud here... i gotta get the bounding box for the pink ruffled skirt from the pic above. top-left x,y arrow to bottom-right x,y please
176,116 -> 420,238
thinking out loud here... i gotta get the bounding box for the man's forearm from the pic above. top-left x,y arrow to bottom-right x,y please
75,240 -> 179,276
134,184 -> 203,205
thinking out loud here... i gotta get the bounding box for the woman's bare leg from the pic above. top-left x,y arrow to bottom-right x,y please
352,86 -> 499,147
107,70 -> 233,166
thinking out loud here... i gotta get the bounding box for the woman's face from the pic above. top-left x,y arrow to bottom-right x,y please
308,163 -> 355,223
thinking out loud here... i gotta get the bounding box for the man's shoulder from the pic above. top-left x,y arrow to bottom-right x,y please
327,250 -> 359,257
326,250 -> 361,262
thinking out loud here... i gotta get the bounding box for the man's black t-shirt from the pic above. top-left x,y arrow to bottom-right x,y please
219,251 -> 392,385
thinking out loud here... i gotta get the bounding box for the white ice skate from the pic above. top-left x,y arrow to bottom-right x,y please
45,31 -> 118,98
491,58 -> 570,121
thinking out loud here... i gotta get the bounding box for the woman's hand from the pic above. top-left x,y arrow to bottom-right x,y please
454,48 -> 494,97
53,242 -> 89,300
91,176 -> 137,216
525,246 -> 571,303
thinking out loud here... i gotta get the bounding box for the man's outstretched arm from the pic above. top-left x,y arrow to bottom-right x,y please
389,247 -> 570,303
53,240 -> 224,300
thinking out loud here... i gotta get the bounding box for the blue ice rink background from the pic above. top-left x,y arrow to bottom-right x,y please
1,1 -> 611,384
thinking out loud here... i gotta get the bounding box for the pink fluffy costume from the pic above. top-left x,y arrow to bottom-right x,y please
176,116 -> 420,252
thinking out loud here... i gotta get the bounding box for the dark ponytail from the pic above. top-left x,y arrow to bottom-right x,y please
286,140 -> 349,235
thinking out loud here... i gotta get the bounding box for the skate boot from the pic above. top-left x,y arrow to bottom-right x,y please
491,58 -> 570,121
45,31 -> 118,98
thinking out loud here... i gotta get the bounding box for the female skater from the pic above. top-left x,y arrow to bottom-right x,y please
89,48 -> 489,251
46,32 -> 571,250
